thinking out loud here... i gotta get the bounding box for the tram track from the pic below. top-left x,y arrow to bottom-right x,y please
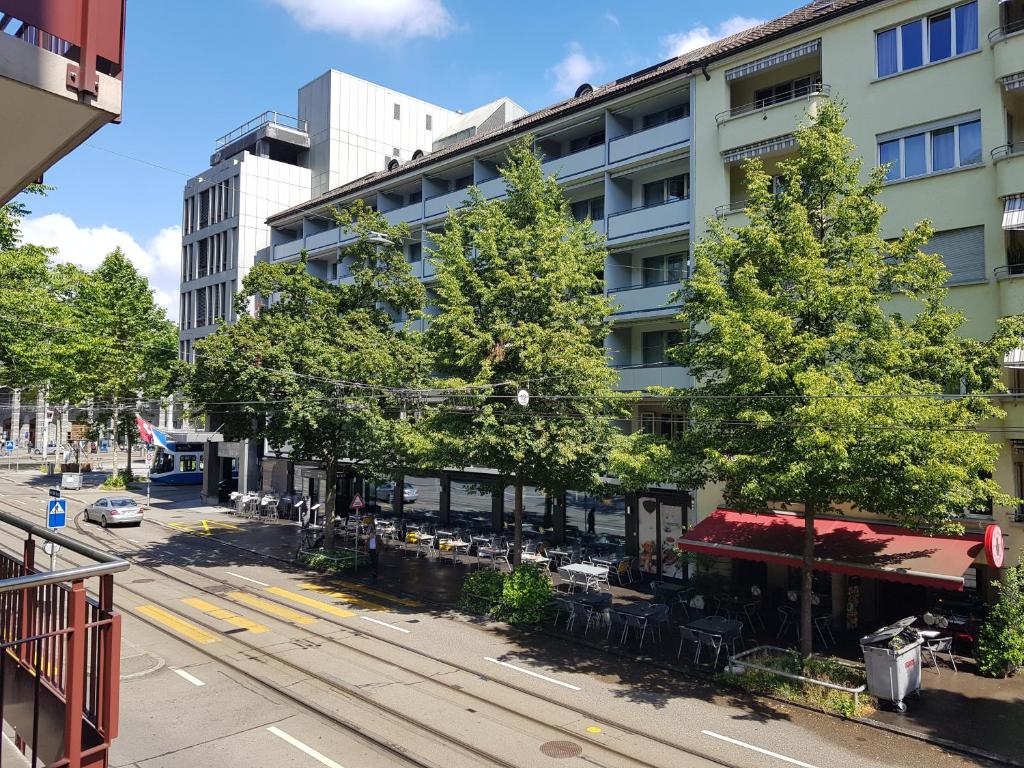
0,496 -> 735,767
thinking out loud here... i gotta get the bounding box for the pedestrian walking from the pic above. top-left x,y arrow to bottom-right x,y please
367,522 -> 379,578
587,506 -> 596,534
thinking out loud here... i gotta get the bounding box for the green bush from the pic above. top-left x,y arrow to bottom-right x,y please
978,559 -> 1024,677
100,470 -> 134,489
298,548 -> 366,573
459,568 -> 505,615
495,563 -> 553,624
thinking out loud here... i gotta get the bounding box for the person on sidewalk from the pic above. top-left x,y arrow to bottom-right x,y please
587,506 -> 596,535
367,522 -> 379,579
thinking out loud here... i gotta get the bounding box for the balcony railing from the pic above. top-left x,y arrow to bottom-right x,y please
992,143 -> 1022,162
714,200 -> 748,218
989,18 -> 1024,43
995,264 -> 1024,280
716,84 -> 831,124
216,111 -> 308,148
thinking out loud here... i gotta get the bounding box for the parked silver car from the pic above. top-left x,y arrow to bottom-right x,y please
374,481 -> 418,504
85,497 -> 144,527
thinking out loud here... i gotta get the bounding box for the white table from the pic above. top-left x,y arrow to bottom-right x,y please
521,552 -> 551,567
560,562 -> 607,591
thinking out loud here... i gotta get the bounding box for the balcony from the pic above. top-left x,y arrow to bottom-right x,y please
993,144 -> 1024,198
424,187 -> 471,219
606,198 -> 690,244
995,264 -> 1024,281
476,176 -> 507,200
384,201 -> 423,226
717,85 -> 831,155
607,281 -> 683,317
272,237 -> 303,262
0,1 -> 126,205
613,364 -> 688,391
990,20 -> 1024,80
609,117 -> 691,165
541,144 -> 605,182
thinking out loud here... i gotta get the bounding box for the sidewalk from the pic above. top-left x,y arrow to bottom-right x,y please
142,493 -> 1024,766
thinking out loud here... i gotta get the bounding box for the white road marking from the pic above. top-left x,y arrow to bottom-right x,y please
172,668 -> 205,687
359,615 -> 410,633
701,731 -> 819,768
267,726 -> 345,768
483,657 -> 581,691
225,571 -> 270,587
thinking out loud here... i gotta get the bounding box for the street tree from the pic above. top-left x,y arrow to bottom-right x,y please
424,137 -> 621,564
66,249 -> 178,479
186,203 -> 428,550
670,102 -> 1023,655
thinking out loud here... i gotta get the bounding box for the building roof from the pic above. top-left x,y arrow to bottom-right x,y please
267,0 -> 878,226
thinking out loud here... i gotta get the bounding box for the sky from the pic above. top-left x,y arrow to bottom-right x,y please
17,0 -> 801,320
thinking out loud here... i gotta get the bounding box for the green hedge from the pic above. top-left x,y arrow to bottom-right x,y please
459,564 -> 553,624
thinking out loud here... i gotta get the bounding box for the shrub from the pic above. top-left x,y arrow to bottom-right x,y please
495,563 -> 553,624
977,559 -> 1024,678
100,470 -> 134,489
459,568 -> 505,615
298,548 -> 365,572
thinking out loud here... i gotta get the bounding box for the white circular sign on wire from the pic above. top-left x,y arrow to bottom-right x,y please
43,540 -> 60,557
516,389 -> 530,407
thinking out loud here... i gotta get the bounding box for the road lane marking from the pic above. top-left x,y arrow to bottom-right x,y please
182,597 -> 269,634
172,668 -> 205,686
359,615 -> 410,633
267,726 -> 344,768
227,591 -> 317,625
297,582 -> 389,611
330,581 -> 423,609
701,731 -> 819,768
265,587 -> 356,619
225,571 -> 270,587
166,520 -> 242,535
136,605 -> 219,645
483,657 -> 581,691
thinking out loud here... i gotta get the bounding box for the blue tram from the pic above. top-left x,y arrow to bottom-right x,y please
149,442 -> 204,485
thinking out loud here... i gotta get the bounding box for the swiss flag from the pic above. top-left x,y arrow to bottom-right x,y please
136,415 -> 155,445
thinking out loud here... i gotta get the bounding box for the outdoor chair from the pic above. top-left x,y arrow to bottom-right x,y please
552,595 -> 573,628
613,557 -> 634,585
565,601 -> 592,634
776,605 -> 797,640
677,625 -> 700,663
607,609 -> 630,644
687,594 -> 707,621
623,612 -> 652,648
649,604 -> 671,643
924,635 -> 958,674
695,630 -> 725,669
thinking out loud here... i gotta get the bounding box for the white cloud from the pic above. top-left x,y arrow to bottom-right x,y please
662,16 -> 765,58
20,214 -> 181,321
269,0 -> 455,40
549,43 -> 603,98
604,11 -> 619,26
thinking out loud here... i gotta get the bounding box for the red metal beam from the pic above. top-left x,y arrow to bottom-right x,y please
63,580 -> 87,767
0,0 -> 124,63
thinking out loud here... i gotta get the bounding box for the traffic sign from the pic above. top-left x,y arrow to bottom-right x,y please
350,493 -> 365,510
48,487 -> 61,499
4,440 -> 13,452
42,540 -> 61,557
47,498 -> 67,529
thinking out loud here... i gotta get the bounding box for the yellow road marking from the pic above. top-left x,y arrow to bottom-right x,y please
265,587 -> 355,619
297,582 -> 390,611
182,597 -> 269,634
166,520 -> 242,536
325,581 -> 423,609
226,591 -> 317,625
136,604 -> 219,644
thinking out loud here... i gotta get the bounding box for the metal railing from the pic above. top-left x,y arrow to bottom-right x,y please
988,18 -> 1024,43
991,143 -> 1021,162
714,200 -> 748,218
216,111 -> 308,148
0,509 -> 129,767
728,645 -> 866,710
994,263 -> 1024,280
716,84 -> 831,124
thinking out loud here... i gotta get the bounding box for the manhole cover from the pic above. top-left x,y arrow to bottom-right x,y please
539,741 -> 583,759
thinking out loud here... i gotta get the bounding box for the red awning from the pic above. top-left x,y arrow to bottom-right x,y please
679,509 -> 984,591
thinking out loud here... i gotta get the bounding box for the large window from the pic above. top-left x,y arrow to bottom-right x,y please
571,197 -> 604,222
641,330 -> 682,365
878,117 -> 982,182
876,2 -> 977,77
642,253 -> 686,287
641,103 -> 690,129
753,73 -> 822,109
643,174 -> 690,207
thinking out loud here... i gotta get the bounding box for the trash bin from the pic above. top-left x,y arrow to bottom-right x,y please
60,472 -> 83,490
860,616 -> 923,712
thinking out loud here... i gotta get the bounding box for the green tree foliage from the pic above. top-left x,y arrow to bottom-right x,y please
186,203 -> 427,549
66,249 -> 178,478
424,137 -> 621,563
977,559 -> 1024,677
670,103 -> 1023,654
0,184 -> 50,252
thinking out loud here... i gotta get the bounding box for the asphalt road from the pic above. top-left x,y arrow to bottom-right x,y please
0,471 -> 995,768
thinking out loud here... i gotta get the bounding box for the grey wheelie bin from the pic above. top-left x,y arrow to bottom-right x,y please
860,616 -> 923,712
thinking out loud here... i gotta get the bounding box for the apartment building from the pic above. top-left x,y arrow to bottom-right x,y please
178,70 -> 520,361
251,0 -> 1024,593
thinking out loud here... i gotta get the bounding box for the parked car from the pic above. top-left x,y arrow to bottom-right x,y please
374,481 -> 418,504
85,497 -> 144,527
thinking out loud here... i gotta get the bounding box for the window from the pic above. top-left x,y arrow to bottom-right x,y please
641,330 -> 682,365
571,197 -> 604,222
642,254 -> 686,287
926,225 -> 985,285
878,118 -> 982,181
643,180 -> 665,206
569,131 -> 605,153
876,2 -> 977,77
641,103 -> 690,129
392,147 -> 400,157
393,103 -> 401,120
454,175 -> 473,191
407,190 -> 422,204
408,243 -> 422,263
179,455 -> 197,472
425,114 -> 432,131
753,73 -> 822,108
643,175 -> 690,207
640,412 -> 686,439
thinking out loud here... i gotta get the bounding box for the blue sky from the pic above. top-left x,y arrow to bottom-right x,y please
19,0 -> 799,318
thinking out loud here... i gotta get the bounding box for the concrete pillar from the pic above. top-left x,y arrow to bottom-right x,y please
181,399 -> 191,431
491,484 -> 504,533
34,390 -> 45,451
157,398 -> 167,429
439,473 -> 451,525
167,394 -> 175,430
10,388 -> 20,449
552,493 -> 567,545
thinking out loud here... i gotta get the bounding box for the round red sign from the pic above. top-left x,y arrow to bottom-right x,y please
985,524 -> 1005,568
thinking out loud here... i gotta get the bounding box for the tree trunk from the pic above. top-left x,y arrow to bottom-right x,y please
512,480 -> 524,566
125,421 -> 133,481
112,404 -> 119,477
393,472 -> 405,519
324,460 -> 337,551
800,500 -> 816,657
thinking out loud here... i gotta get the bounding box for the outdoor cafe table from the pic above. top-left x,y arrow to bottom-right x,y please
687,616 -> 744,657
560,562 -> 607,591
521,552 -> 551,567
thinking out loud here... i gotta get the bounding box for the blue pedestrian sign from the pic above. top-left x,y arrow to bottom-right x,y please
47,498 -> 67,529
4,441 -> 13,452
